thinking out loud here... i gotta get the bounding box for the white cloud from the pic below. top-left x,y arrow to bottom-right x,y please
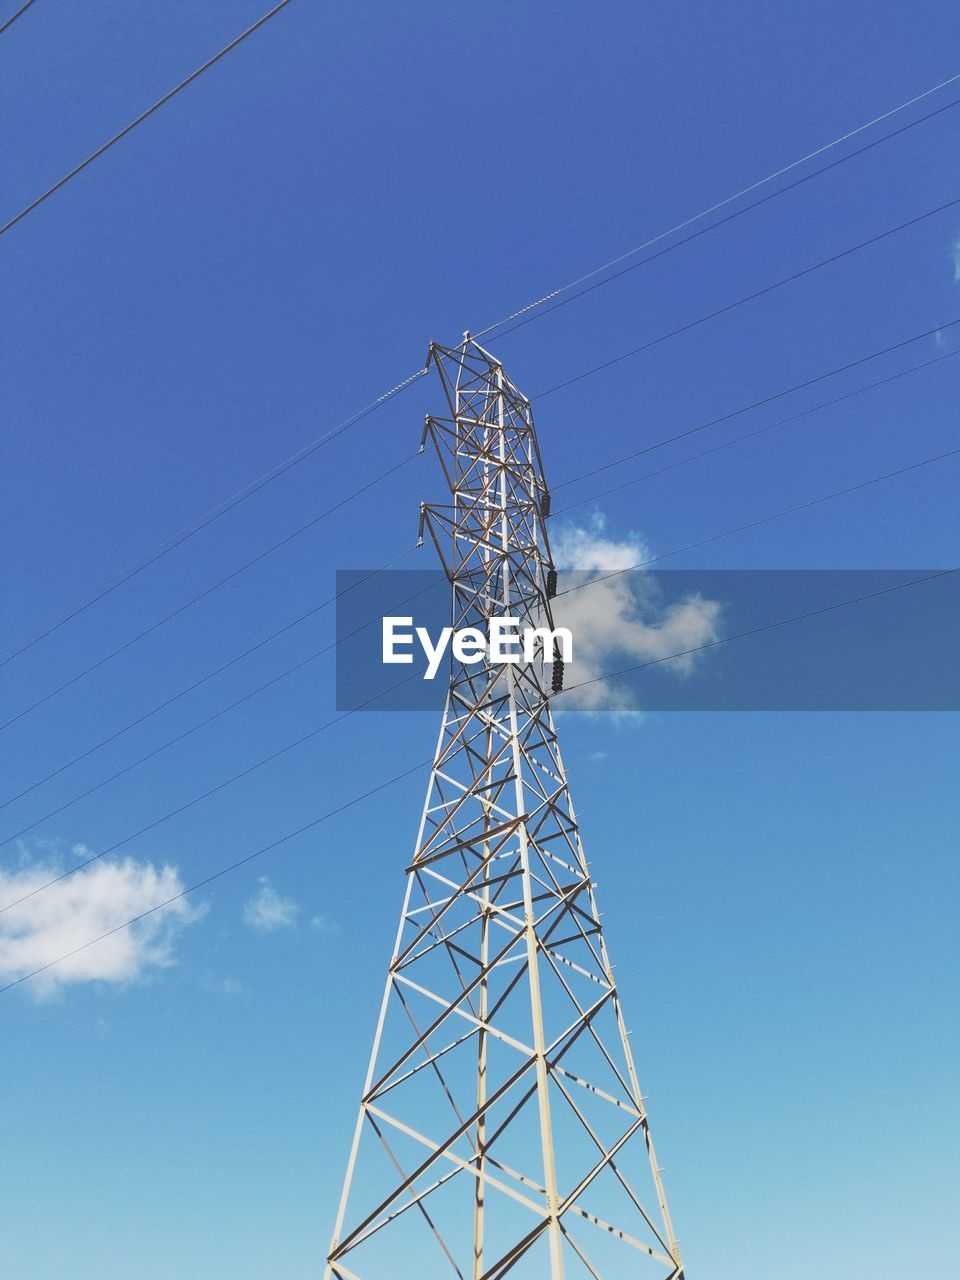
200,973 -> 245,996
552,517 -> 652,573
0,854 -> 204,998
242,877 -> 299,932
309,913 -> 338,935
952,233 -> 960,283
550,514 -> 722,715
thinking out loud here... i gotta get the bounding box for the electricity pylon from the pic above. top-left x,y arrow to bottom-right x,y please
325,336 -> 686,1280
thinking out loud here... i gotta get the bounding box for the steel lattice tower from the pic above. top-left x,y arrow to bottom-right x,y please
325,337 -> 686,1280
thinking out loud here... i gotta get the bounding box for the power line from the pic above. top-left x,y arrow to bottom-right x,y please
0,576 -> 447,850
551,319 -> 960,493
7,307 -> 950,690
532,193 -> 960,401
7,209 -> 949,678
555,447 -> 960,600
0,645 -> 333,852
0,650 -> 333,851
6,439 -> 954,851
0,754 -> 433,997
0,372 -> 426,669
489,97 -> 960,345
6,317 -> 954,810
20,315 -> 943,755
0,672 -> 419,916
0,0 -> 297,237
474,70 -> 960,339
7,313 -> 952,738
8,73 -> 955,663
0,451 -> 420,731
553,345 -> 960,516
562,569 -> 959,695
5,72 -> 957,808
0,544 -> 421,811
9,325 -> 947,747
0,0 -> 37,36
7,563 -> 957,996
5,330 -> 954,807
0,1 -> 418,681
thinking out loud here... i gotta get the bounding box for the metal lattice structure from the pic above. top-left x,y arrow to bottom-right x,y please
325,337 -> 686,1280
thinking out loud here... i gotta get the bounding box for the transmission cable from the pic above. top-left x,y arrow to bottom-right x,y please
6,304 -> 954,735
550,319 -> 960,494
0,0 -> 426,672
0,543 -> 421,811
488,97 -> 960,345
474,70 -> 960,339
6,311 -> 954,739
7,564 -> 957,997
561,569 -> 959,696
552,346 -> 960,517
4,332 -> 955,806
0,0 -> 37,36
0,370 -> 426,669
0,753 -> 433,998
5,440 -> 955,848
14,316 -> 950,745
0,671 -> 421,916
4,77 -> 955,779
0,450 -> 420,731
554,447 -> 960,601
0,575 -> 448,850
8,71 -> 955,663
5,195 -> 951,675
0,0 -> 297,237
532,193 -> 960,402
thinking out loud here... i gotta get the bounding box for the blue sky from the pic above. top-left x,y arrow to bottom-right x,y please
1,1 -> 959,1277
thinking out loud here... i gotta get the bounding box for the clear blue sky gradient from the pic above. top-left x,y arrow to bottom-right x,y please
1,2 -> 959,1277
